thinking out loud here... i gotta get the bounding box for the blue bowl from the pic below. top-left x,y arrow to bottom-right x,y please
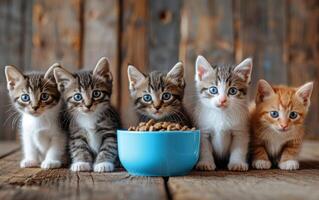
117,130 -> 200,176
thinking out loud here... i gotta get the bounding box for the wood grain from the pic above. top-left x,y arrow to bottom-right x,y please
32,0 -> 81,70
120,0 -> 149,128
82,0 -> 120,107
168,141 -> 319,200
0,149 -> 167,200
286,0 -> 319,136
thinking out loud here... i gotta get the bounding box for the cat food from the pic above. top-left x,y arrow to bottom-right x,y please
128,119 -> 196,131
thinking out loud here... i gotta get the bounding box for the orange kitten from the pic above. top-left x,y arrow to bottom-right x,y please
250,79 -> 313,170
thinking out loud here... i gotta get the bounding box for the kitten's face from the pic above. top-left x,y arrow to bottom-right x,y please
255,80 -> 313,133
127,62 -> 185,120
5,64 -> 61,116
54,57 -> 113,115
195,56 -> 253,111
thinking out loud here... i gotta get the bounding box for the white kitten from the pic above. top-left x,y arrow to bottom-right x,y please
5,64 -> 67,169
194,55 -> 253,171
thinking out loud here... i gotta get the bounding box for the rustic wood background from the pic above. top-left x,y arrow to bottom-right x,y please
0,0 -> 318,140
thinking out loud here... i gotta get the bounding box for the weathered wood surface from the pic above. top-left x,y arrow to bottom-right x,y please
168,141 -> 319,200
0,141 -> 319,200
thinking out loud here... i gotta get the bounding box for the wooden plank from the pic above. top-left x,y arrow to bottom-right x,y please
120,0 -> 149,128
0,142 -> 19,158
168,140 -> 319,200
149,0 -> 181,71
82,0 -> 120,107
286,0 -> 319,136
179,0 -> 235,109
0,151 -> 167,200
237,0 -> 287,97
0,0 -> 32,140
32,0 -> 81,70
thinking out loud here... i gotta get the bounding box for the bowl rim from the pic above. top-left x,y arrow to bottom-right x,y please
117,129 -> 200,135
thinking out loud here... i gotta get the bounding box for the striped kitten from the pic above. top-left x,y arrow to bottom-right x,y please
54,57 -> 120,172
194,55 -> 252,171
250,80 -> 313,170
127,62 -> 192,126
5,64 -> 66,169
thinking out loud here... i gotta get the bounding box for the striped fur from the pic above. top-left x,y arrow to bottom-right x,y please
5,64 -> 67,169
127,62 -> 192,126
194,56 -> 253,171
54,57 -> 120,172
250,80 -> 313,170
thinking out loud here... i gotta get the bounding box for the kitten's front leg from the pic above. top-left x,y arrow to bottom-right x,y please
94,131 -> 117,173
228,130 -> 249,171
251,143 -> 271,170
21,133 -> 39,168
195,132 -> 216,171
69,130 -> 93,172
279,140 -> 302,170
41,134 -> 66,169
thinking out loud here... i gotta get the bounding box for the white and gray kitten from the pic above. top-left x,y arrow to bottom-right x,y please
5,64 -> 67,169
194,55 -> 253,171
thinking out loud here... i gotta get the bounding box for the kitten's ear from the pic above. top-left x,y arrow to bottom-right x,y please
93,57 -> 113,82
167,62 -> 184,86
44,63 -> 61,81
53,67 -> 75,92
5,65 -> 25,90
234,58 -> 253,84
256,79 -> 275,103
296,81 -> 314,106
195,55 -> 213,81
127,65 -> 146,90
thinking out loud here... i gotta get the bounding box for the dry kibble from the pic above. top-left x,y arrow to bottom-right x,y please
128,119 -> 196,132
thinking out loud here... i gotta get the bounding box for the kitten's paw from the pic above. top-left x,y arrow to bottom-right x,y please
252,160 -> 272,170
228,161 -> 249,171
41,160 -> 62,169
279,160 -> 299,170
195,160 -> 216,171
94,162 -> 115,173
70,162 -> 92,172
20,159 -> 39,168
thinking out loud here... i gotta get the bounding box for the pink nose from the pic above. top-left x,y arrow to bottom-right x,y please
219,96 -> 227,104
280,124 -> 288,130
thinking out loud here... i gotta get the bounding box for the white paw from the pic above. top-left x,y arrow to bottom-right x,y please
196,160 -> 216,171
20,159 -> 39,168
228,161 -> 249,171
279,160 -> 299,170
252,160 -> 272,170
94,162 -> 115,173
41,160 -> 62,169
70,162 -> 92,172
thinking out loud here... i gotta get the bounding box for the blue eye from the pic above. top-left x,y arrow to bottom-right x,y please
21,94 -> 30,102
73,93 -> 83,101
40,93 -> 49,101
289,111 -> 298,119
92,90 -> 102,98
270,111 -> 279,118
228,87 -> 238,95
162,92 -> 172,101
209,86 -> 218,95
143,94 -> 152,102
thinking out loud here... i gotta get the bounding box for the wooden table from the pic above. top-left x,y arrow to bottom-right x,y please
0,140 -> 318,200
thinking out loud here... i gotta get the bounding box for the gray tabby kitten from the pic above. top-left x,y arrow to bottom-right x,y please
5,64 -> 67,169
127,62 -> 192,126
54,57 -> 120,172
194,55 -> 252,171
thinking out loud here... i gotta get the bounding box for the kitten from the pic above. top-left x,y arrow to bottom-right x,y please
194,55 -> 253,171
54,57 -> 120,172
127,62 -> 192,126
5,64 -> 66,169
250,79 -> 313,170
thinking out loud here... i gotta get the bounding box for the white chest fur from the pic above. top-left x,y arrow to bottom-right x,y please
77,113 -> 102,154
21,105 -> 62,155
196,104 -> 249,158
